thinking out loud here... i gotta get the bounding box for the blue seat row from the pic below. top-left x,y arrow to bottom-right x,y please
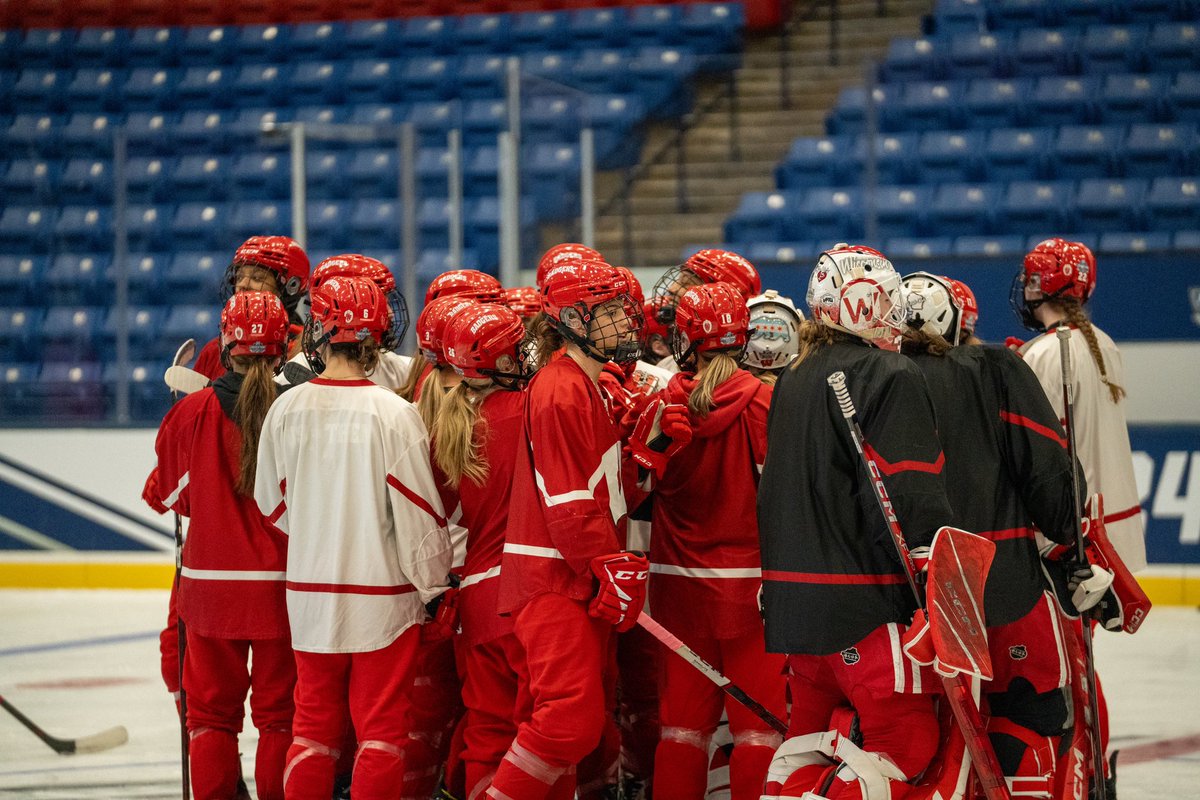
777,123 -> 1199,188
929,0 -> 1198,36
0,5 -> 743,68
882,23 -> 1200,83
723,177 -> 1200,244
0,360 -> 174,422
827,71 -> 1200,134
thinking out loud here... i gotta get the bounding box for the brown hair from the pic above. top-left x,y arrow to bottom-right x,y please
432,380 -> 493,489
396,350 -> 427,403
749,367 -> 779,386
789,320 -> 843,369
329,338 -> 380,375
531,312 -> 565,370
232,356 -> 279,496
900,327 -> 953,357
689,351 -> 740,417
1060,298 -> 1125,403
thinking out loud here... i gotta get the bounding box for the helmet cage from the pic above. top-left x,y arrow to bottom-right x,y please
650,265 -> 703,327
556,293 -> 645,366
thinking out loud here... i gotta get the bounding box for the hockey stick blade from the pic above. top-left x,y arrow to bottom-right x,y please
172,338 -> 197,370
0,695 -> 129,755
165,365 -> 211,395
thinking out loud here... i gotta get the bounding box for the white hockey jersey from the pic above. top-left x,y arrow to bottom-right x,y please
275,350 -> 414,391
1022,326 -> 1146,572
255,377 -> 453,653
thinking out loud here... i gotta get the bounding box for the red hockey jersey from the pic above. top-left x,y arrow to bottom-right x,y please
498,356 -> 629,615
153,378 -> 288,640
650,369 -> 772,639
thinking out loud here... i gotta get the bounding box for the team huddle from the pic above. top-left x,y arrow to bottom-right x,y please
140,234 -> 1148,800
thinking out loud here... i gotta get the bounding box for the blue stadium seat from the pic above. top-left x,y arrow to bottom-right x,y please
416,199 -> 452,250
344,19 -> 405,58
0,257 -> 45,306
681,3 -> 744,57
306,151 -> 348,196
723,192 -> 800,244
1147,23 -> 1200,73
415,147 -> 452,198
1174,230 -> 1200,248
1075,178 -> 1148,229
898,81 -> 964,131
122,68 -> 178,112
402,16 -> 454,55
35,362 -> 106,419
175,110 -> 239,151
233,64 -> 291,108
181,26 -> 236,64
952,235 -> 1026,256
101,307 -> 164,352
628,5 -> 685,47
123,112 -> 175,155
521,95 -> 576,146
163,305 -> 222,347
776,136 -> 850,189
294,105 -> 348,128
12,69 -> 67,113
289,22 -> 347,61
166,252 -> 226,300
1031,77 -> 1098,126
512,11 -> 571,51
173,155 -> 232,201
999,180 -> 1077,234
172,203 -> 230,250
228,201 -> 289,242
929,183 -> 1002,237
931,0 -> 987,35
0,30 -> 16,70
65,68 -> 123,112
229,109 -> 291,142
464,145 -> 500,200
305,201 -> 353,252
573,49 -> 638,97
0,308 -> 44,360
989,0 -> 1047,29
524,142 -> 580,220
1145,176 -> 1200,229
826,85 -> 899,136
1053,125 -> 1124,179
59,158 -> 113,203
1011,28 -> 1078,77
1168,72 -> 1200,121
2,159 -> 58,204
101,361 -> 170,421
401,57 -> 460,102
881,38 -> 943,82
1100,74 -> 1169,123
0,362 -> 41,416
520,51 -> 574,84
1058,0 -> 1119,27
122,253 -> 170,303
60,112 -> 121,156
744,242 -> 816,267
125,204 -> 173,251
455,14 -> 512,54
1080,26 -> 1146,74
54,206 -> 112,252
799,187 -> 863,242
42,306 -> 103,346
1098,231 -> 1171,252
0,207 -> 55,252
408,101 -> 462,148
569,7 -> 628,49
1122,122 -> 1197,175
873,186 -> 933,238
346,149 -> 400,196
584,95 -> 646,169
16,29 -> 73,68
947,32 -> 1011,79
417,248 -> 482,281
985,128 -> 1053,181
630,48 -> 698,118
460,55 -> 508,100
346,104 -> 408,132
346,58 -> 406,105
465,196 -> 536,271
846,133 -> 921,185
884,237 -> 954,258
128,28 -> 182,68
232,153 -> 290,200
178,67 -> 236,109
917,130 -> 986,183
353,199 -> 402,250
963,78 -> 1032,128
6,114 -> 62,157
237,24 -> 290,64
1118,0 -> 1180,23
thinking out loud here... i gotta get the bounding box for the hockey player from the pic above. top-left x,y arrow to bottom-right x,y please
193,235 -> 311,380
429,302 -> 531,800
902,272 -> 1082,799
741,289 -> 804,384
398,295 -> 476,423
758,245 -> 952,799
148,291 -> 295,800
1013,239 -> 1145,572
502,285 -> 542,323
648,282 -> 785,800
488,258 -> 672,800
254,276 -> 453,800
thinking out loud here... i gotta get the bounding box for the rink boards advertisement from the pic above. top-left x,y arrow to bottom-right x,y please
0,426 -> 1198,603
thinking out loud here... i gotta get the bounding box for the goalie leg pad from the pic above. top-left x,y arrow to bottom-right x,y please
986,717 -> 1057,800
989,592 -> 1071,697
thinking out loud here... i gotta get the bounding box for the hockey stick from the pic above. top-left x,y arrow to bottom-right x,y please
826,371 -> 1011,800
637,611 -> 787,735
1056,326 -> 1109,800
0,693 -> 128,755
168,340 -> 193,800
164,365 -> 211,395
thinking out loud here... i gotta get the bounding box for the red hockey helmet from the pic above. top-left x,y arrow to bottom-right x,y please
501,286 -> 542,321
615,266 -> 645,307
224,235 -> 310,314
220,290 -> 290,360
945,277 -> 978,337
670,282 -> 751,368
307,276 -> 389,348
424,269 -> 503,306
1012,238 -> 1097,329
536,243 -> 602,289
542,257 -> 643,364
312,254 -> 408,351
443,303 -> 531,386
416,296 -> 479,366
682,249 -> 763,300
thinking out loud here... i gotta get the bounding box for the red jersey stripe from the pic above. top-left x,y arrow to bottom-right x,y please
863,444 -> 945,477
983,527 -> 1036,542
286,581 -> 416,595
1000,410 -> 1068,449
762,569 -> 908,586
1104,504 -> 1141,524
387,473 -> 448,528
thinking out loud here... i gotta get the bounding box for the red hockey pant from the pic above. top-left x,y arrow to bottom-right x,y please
401,633 -> 463,798
653,627 -> 786,800
460,632 -> 524,800
285,626 -> 421,800
486,593 -> 611,800
183,632 -> 295,800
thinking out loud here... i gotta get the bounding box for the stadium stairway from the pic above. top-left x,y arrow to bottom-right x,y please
591,0 -> 932,269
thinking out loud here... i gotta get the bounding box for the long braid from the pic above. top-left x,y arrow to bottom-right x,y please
1061,299 -> 1125,404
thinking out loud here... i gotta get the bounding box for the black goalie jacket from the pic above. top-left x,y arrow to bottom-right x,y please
758,336 -> 954,656
909,344 -> 1082,627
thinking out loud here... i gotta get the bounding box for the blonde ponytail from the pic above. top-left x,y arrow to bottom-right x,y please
689,352 -> 740,417
432,380 -> 492,489
396,351 -> 426,403
233,356 -> 279,496
1061,299 -> 1125,404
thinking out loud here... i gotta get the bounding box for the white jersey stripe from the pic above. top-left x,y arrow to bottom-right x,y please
163,471 -> 190,510
503,543 -> 565,560
460,565 -> 502,588
649,564 -> 761,579
181,567 -> 287,581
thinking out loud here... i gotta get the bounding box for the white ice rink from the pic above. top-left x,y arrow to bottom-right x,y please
1,589 -> 1198,799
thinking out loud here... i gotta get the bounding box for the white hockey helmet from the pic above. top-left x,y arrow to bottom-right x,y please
901,272 -> 962,346
806,244 -> 904,351
743,289 -> 804,371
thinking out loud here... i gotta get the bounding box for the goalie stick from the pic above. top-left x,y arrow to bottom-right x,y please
637,611 -> 788,735
1056,327 -> 1109,800
826,371 -> 1012,800
0,693 -> 128,755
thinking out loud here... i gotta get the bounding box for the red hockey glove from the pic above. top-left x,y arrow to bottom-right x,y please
588,552 -> 650,632
627,399 -> 693,478
422,575 -> 461,641
142,468 -> 168,515
909,546 -> 931,574
1005,336 -> 1026,352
